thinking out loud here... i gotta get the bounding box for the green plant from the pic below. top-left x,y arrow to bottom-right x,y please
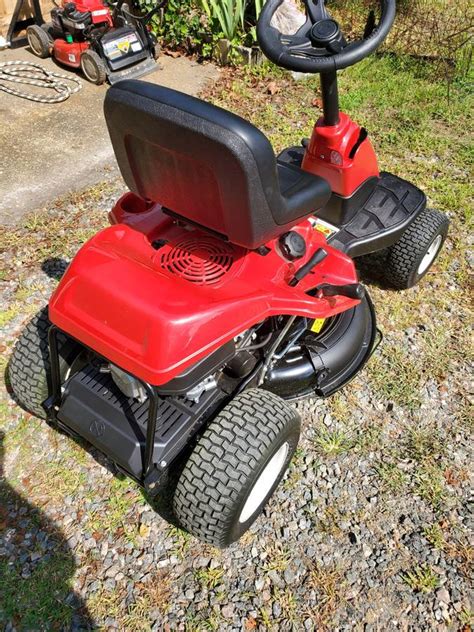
314,428 -> 354,456
199,0 -> 246,41
423,523 -> 446,550
375,461 -> 407,493
402,564 -> 440,593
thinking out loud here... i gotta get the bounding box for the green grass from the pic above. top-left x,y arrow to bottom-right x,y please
414,463 -> 447,509
374,461 -> 407,493
313,428 -> 354,456
402,564 -> 440,593
0,556 -> 76,629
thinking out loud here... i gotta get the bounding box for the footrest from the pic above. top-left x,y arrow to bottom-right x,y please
328,172 -> 426,257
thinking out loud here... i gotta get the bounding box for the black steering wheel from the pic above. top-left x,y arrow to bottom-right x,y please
257,0 -> 396,73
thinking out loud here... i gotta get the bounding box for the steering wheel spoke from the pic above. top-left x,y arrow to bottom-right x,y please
284,37 -> 319,57
305,0 -> 330,24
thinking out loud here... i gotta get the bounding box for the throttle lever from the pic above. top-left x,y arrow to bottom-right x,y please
289,248 -> 328,287
317,283 -> 365,300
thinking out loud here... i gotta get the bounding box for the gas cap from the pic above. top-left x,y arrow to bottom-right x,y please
279,231 -> 307,260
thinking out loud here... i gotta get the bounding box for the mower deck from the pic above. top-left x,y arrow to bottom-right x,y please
107,56 -> 157,84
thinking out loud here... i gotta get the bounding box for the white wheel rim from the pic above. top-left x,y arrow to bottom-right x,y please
28,32 -> 42,56
417,234 -> 443,275
239,442 -> 289,524
81,57 -> 97,82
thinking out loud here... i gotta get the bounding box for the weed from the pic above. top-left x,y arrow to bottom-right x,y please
459,608 -> 473,626
85,477 -> 143,542
262,542 -> 290,573
272,586 -> 299,623
0,305 -> 20,327
423,523 -> 446,550
414,463 -> 447,509
375,461 -> 407,493
122,575 -> 171,630
259,606 -> 272,627
305,563 -> 347,629
314,428 -> 354,456
87,585 -> 123,622
405,427 -> 445,462
167,525 -> 193,559
327,393 -> 351,422
194,567 -> 225,590
402,564 -> 440,593
0,555 -> 76,629
366,347 -> 421,410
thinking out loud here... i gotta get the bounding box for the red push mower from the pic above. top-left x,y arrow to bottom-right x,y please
10,0 -> 449,547
26,0 -> 165,84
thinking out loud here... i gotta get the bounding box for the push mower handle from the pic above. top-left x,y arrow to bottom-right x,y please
257,0 -> 396,73
113,0 -> 167,24
138,0 -> 167,23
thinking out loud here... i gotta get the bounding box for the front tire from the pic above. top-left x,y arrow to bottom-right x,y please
173,389 -> 300,547
383,209 -> 449,289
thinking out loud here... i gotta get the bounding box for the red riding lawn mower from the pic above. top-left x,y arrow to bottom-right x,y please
10,0 -> 449,547
26,0 -> 165,84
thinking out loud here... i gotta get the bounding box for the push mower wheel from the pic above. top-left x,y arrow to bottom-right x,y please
152,43 -> 161,60
173,388 -> 300,547
8,307 -> 81,419
383,209 -> 449,289
26,25 -> 51,59
80,49 -> 107,85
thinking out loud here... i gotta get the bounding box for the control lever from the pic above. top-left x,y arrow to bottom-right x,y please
289,248 -> 328,287
317,283 -> 365,300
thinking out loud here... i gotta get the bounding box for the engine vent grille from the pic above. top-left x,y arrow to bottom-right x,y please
159,237 -> 234,285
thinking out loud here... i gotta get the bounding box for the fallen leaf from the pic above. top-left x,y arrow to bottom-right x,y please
245,617 -> 257,630
267,81 -> 279,95
139,523 -> 150,538
165,50 -> 181,58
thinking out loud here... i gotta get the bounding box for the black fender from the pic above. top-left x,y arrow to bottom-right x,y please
263,293 -> 377,400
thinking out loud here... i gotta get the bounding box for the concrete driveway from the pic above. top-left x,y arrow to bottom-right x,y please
0,46 -> 219,225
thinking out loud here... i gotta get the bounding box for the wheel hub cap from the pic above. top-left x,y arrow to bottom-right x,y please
238,442 -> 289,523
417,234 -> 442,275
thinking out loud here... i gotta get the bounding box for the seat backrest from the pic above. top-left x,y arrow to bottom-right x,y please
104,81 -> 292,249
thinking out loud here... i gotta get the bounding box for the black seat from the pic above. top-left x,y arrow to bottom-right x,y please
105,81 -> 331,249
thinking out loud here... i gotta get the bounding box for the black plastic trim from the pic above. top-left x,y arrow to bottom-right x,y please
263,292 -> 377,400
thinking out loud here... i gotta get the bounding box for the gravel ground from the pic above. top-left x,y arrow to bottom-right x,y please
0,176 -> 472,631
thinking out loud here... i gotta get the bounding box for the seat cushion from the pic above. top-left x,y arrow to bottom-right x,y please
276,160 -> 331,224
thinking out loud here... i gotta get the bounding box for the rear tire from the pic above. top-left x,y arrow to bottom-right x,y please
80,49 -> 107,85
173,389 -> 300,547
383,209 -> 449,289
27,25 -> 51,58
8,307 -> 81,419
